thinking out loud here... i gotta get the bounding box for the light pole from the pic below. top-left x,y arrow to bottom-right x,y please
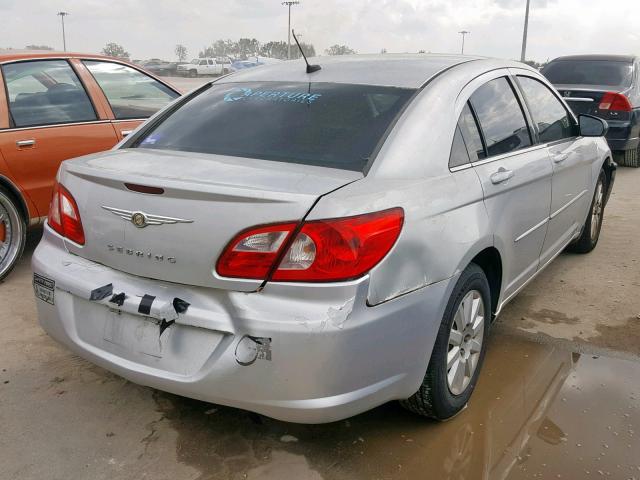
458,30 -> 470,54
282,1 -> 299,60
520,0 -> 531,62
57,11 -> 69,51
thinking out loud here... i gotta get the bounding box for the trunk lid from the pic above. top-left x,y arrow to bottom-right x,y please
59,149 -> 361,291
554,84 -> 633,121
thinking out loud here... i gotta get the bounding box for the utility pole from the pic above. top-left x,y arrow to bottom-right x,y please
282,1 -> 299,60
520,0 -> 531,62
458,30 -> 470,55
57,11 -> 69,51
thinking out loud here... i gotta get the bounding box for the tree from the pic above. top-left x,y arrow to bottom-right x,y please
25,44 -> 54,51
101,42 -> 130,59
325,44 -> 356,56
174,44 -> 187,62
259,40 -> 315,60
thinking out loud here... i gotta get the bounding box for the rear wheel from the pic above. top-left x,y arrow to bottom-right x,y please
614,146 -> 640,167
401,263 -> 490,420
0,188 -> 27,281
568,169 -> 606,253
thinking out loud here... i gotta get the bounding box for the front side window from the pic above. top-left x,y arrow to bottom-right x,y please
134,82 -> 416,172
470,77 -> 532,157
83,61 -> 178,120
517,76 -> 576,143
207,59 -> 214,65
2,60 -> 96,128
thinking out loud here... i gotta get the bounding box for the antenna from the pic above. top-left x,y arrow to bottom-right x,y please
292,30 -> 321,74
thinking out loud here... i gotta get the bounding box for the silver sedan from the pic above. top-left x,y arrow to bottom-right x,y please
32,54 -> 615,423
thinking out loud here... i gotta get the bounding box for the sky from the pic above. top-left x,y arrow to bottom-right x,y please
1,0 -> 640,62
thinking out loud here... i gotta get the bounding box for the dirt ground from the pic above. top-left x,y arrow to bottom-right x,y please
0,168 -> 639,480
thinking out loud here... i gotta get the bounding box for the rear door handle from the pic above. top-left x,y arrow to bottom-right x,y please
121,130 -> 133,137
490,168 -> 514,184
552,152 -> 569,163
16,139 -> 36,147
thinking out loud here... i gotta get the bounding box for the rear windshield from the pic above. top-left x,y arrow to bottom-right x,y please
542,60 -> 633,87
134,82 -> 415,172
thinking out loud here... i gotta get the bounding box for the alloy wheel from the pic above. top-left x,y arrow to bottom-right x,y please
0,196 -> 22,279
590,180 -> 604,242
447,290 -> 485,396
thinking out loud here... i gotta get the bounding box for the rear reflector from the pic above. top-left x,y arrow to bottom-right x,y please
216,208 -> 404,282
48,181 -> 85,245
599,92 -> 632,112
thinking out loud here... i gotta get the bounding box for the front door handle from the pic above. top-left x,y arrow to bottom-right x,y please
490,168 -> 514,184
552,152 -> 569,163
16,139 -> 36,147
121,130 -> 133,137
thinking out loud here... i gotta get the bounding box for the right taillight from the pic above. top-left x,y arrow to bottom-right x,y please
216,208 -> 404,283
599,92 -> 632,112
48,181 -> 85,245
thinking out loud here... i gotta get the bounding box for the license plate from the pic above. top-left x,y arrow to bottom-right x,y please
33,273 -> 55,305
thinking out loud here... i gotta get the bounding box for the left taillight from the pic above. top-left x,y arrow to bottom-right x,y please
48,181 -> 85,245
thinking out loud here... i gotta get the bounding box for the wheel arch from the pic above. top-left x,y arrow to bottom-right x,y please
0,174 -> 30,222
469,247 -> 503,319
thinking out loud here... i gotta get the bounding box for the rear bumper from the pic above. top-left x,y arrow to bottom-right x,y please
605,116 -> 640,152
32,227 -> 450,423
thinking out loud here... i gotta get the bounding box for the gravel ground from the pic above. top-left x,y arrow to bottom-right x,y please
0,167 -> 638,480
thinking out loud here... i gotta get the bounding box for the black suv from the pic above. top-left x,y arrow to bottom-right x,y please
542,55 -> 640,167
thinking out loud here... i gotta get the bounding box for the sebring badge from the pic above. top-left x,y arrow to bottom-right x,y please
102,206 -> 193,228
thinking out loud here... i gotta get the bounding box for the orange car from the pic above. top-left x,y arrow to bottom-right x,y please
0,52 -> 180,280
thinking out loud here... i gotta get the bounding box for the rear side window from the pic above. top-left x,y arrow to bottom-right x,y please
134,82 -> 415,172
517,76 -> 576,143
458,103 -> 486,162
542,60 -> 633,88
83,61 -> 178,120
470,77 -> 532,157
2,60 -> 97,128
449,126 -> 470,168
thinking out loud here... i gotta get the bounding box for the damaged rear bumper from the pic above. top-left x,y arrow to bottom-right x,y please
32,227 -> 452,423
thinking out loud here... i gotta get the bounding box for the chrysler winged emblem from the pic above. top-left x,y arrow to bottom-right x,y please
102,206 -> 194,228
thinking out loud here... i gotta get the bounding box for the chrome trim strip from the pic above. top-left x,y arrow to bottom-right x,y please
550,189 -> 588,219
514,216 -> 549,243
0,120 -> 111,132
449,163 -> 473,173
564,97 -> 595,102
470,144 -> 548,168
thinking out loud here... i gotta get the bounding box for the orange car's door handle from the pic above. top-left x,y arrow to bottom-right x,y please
16,139 -> 36,148
121,130 -> 133,137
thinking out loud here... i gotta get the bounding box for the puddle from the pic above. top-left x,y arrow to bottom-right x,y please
153,334 -> 640,480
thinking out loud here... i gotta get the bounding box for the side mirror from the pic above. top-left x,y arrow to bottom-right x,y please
579,114 -> 608,137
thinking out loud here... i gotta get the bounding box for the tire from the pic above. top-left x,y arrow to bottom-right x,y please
568,169 -> 606,254
188,69 -> 198,78
614,146 -> 640,167
400,263 -> 491,420
0,187 -> 27,282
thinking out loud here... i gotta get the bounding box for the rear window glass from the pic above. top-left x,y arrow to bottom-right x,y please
542,60 -> 633,87
134,82 -> 415,172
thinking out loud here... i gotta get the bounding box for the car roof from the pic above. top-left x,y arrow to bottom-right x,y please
549,54 -> 636,63
218,53 -> 500,89
0,50 -> 130,64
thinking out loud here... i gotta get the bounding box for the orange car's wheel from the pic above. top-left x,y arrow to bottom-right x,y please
0,187 -> 26,282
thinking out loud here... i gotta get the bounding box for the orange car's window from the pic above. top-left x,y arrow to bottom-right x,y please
83,61 -> 178,120
2,60 -> 97,128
